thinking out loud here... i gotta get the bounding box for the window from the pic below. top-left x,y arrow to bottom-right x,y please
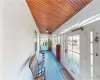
90,31 -> 94,80
35,31 -> 37,53
44,37 -> 48,46
67,35 -> 80,73
55,37 -> 57,47
58,36 -> 60,44
40,38 -> 44,46
52,37 -> 55,48
61,35 -> 64,59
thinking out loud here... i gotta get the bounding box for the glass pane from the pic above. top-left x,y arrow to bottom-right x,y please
58,36 -> 60,44
44,38 -> 48,46
90,43 -> 93,54
68,50 -> 73,62
73,52 -> 80,67
54,37 -> 57,48
55,37 -> 57,44
53,38 -> 54,48
90,31 -> 93,42
41,38 -> 44,46
68,36 -> 73,50
73,35 -> 80,53
68,35 -> 80,73
91,55 -> 93,66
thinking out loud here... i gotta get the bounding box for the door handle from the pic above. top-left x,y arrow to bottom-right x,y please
96,53 -> 99,56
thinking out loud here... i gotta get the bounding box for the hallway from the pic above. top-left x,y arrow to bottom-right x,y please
2,0 -> 100,80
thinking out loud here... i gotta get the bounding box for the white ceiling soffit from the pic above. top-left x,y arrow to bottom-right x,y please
51,0 -> 100,36
60,14 -> 100,35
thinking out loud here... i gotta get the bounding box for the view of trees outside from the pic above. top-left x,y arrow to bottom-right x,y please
68,35 -> 80,53
40,37 -> 48,50
40,38 -> 48,46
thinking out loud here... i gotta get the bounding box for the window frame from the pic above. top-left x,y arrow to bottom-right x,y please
65,30 -> 82,75
90,31 -> 94,80
67,35 -> 80,71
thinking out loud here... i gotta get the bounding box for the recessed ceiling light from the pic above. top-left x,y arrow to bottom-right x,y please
46,29 -> 48,33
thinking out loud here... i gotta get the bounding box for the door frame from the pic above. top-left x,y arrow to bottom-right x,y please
64,29 -> 86,80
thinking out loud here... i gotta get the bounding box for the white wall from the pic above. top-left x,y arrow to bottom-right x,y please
3,0 -> 40,80
0,0 -> 4,80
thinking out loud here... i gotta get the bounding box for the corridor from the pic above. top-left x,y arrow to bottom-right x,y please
2,0 -> 100,80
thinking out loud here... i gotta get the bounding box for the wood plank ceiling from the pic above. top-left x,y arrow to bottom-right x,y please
26,0 -> 92,34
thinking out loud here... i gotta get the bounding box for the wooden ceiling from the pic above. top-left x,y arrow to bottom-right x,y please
26,0 -> 92,34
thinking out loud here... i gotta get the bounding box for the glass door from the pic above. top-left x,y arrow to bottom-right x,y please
67,35 -> 80,73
